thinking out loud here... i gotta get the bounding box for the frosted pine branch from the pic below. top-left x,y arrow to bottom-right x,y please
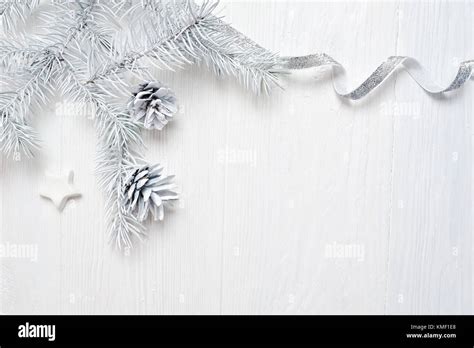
0,0 -> 294,250
0,113 -> 39,159
59,61 -> 145,249
186,16 -> 282,94
29,0 -> 117,66
0,0 -> 39,32
95,109 -> 145,250
0,47 -> 61,158
97,0 -> 282,94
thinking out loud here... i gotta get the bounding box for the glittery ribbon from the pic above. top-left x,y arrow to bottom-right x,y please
213,15 -> 473,99
280,54 -> 474,100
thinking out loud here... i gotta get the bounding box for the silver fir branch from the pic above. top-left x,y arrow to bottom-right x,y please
0,0 -> 39,32
0,0 -> 288,250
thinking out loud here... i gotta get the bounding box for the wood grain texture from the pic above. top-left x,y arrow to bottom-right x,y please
0,0 -> 472,314
384,1 -> 473,314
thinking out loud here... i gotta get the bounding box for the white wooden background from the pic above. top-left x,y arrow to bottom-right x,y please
0,0 -> 472,314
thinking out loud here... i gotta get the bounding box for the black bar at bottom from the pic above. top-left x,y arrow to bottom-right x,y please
0,315 -> 472,347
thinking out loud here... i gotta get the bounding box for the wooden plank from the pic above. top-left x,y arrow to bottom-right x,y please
57,98 -> 144,314
385,0 -> 473,314
153,67 -> 229,314
0,5 -> 62,315
0,118 -> 7,314
0,0 -> 471,315
0,101 -> 62,313
220,1 -> 397,314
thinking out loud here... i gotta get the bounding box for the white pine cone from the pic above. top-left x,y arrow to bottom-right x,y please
123,164 -> 179,222
128,81 -> 178,130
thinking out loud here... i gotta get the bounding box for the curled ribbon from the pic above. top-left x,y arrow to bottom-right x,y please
280,54 -> 474,100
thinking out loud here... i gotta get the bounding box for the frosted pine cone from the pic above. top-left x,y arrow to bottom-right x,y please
128,81 -> 178,130
123,164 -> 179,222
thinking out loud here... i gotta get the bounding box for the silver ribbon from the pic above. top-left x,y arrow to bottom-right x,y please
280,54 -> 474,100
213,15 -> 473,99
